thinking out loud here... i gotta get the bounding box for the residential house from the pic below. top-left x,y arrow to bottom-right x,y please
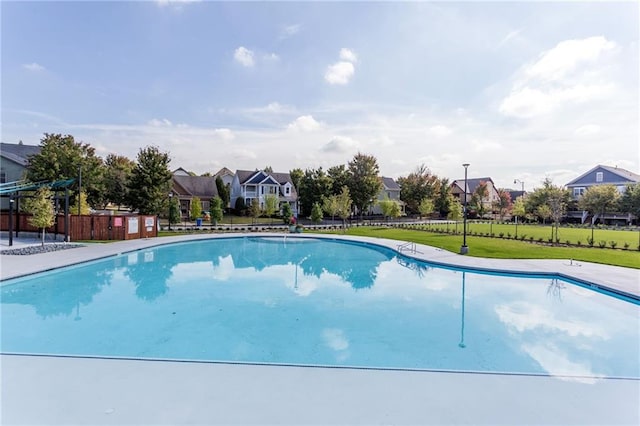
230,169 -> 298,216
370,177 -> 405,215
172,167 -> 191,176
450,177 -> 500,218
214,167 -> 235,209
565,165 -> 640,224
171,174 -> 219,219
0,142 -> 41,209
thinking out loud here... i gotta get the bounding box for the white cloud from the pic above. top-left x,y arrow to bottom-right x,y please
321,136 -> 359,153
325,62 -> 355,85
428,125 -> 452,137
323,328 -> 349,351
23,62 -> 45,72
287,115 -> 321,132
472,139 -> 502,152
339,48 -> 358,63
263,52 -> 279,62
156,0 -> 201,7
231,148 -> 257,160
280,24 -> 301,39
234,46 -> 255,67
527,36 -> 617,82
325,48 -> 357,85
496,28 -> 524,49
499,36 -> 619,119
148,118 -> 173,127
214,128 -> 234,141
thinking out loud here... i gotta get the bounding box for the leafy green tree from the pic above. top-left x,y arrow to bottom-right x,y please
433,177 -> 451,218
397,164 -> 439,215
215,176 -> 230,209
281,202 -> 293,224
24,187 -> 55,246
190,196 -> 202,220
335,186 -> 353,230
536,204 -> 552,224
26,133 -> 105,208
289,168 -> 304,194
249,198 -> 262,223
379,198 -> 401,221
299,167 -> 332,217
70,191 -> 91,215
619,183 -> 640,222
327,165 -> 350,195
263,166 -> 273,173
494,189 -> 512,220
418,197 -> 434,219
322,195 -> 340,223
264,194 -> 279,222
126,146 -> 173,215
347,152 -> 382,221
512,196 -> 526,238
210,196 -> 223,225
168,196 -> 180,225
311,202 -> 324,224
447,196 -> 463,233
103,154 -> 135,209
235,197 -> 246,215
524,178 -> 573,219
579,184 -> 621,224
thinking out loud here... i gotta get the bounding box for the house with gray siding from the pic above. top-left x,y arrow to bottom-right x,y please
0,142 -> 41,209
230,170 -> 298,216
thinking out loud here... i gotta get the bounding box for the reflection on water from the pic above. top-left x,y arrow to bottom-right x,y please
1,236 -> 638,380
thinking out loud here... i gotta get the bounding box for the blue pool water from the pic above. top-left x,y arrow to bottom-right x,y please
1,236 -> 638,379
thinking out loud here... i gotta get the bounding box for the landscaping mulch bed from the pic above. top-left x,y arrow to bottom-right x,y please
1,243 -> 84,255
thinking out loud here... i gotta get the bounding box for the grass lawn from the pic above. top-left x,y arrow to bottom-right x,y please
321,226 -> 640,269
420,221 -> 640,249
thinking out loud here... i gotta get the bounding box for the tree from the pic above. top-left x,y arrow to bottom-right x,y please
26,133 -> 105,208
281,202 -> 293,224
249,198 -> 262,223
433,177 -> 451,218
311,202 -> 324,224
126,146 -> 173,215
579,184 -> 621,224
418,198 -> 434,220
347,152 -> 382,221
298,167 -> 332,217
264,194 -> 279,222
190,196 -> 202,220
524,178 -> 572,220
103,154 -> 135,209
536,204 -> 552,225
378,197 -> 401,221
289,168 -> 304,195
24,187 -> 55,246
327,165 -> 350,195
447,197 -> 463,234
512,196 -> 526,238
619,183 -> 640,223
397,164 -> 439,215
215,176 -> 230,210
168,196 -> 180,226
322,195 -> 340,223
263,166 -> 273,173
210,196 -> 223,225
70,191 -> 91,215
494,189 -> 512,221
335,186 -> 353,230
471,181 -> 489,219
235,197 -> 246,215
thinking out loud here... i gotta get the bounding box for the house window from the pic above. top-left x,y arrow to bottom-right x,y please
0,170 -> 5,184
573,187 -> 585,197
596,172 -> 603,182
285,186 -> 290,195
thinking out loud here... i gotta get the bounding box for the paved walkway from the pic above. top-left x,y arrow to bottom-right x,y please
1,233 -> 639,425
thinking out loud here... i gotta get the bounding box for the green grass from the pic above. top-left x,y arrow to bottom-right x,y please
319,226 -> 640,269
419,221 -> 640,248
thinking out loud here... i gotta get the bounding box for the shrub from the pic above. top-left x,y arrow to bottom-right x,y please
576,240 -> 581,246
587,237 -> 594,247
507,233 -> 511,239
519,234 -> 526,241
565,240 -> 571,246
623,242 -> 630,250
598,240 -> 607,248
537,237 -> 543,243
529,236 -> 534,242
499,232 -> 504,238
609,241 -> 617,249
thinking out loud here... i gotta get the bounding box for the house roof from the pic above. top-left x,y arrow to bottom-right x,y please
0,142 -> 41,166
172,167 -> 191,176
214,167 -> 234,178
451,177 -> 495,194
566,165 -> 640,186
172,175 -> 218,198
381,177 -> 400,191
235,169 -> 298,199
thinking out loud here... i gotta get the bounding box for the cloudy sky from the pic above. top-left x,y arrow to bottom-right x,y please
2,1 -> 638,190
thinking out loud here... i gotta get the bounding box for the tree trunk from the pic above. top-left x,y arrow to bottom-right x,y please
41,228 -> 45,246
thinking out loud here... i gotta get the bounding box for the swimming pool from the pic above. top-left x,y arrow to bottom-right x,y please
1,236 -> 638,380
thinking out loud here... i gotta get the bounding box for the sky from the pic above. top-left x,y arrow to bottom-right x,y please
1,0 -> 638,191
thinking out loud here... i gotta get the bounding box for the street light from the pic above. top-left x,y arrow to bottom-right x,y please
168,192 -> 173,231
8,197 -> 14,247
460,163 -> 470,254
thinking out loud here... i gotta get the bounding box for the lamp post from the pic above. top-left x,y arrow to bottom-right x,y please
168,192 -> 173,231
460,163 -> 470,254
8,197 -> 14,247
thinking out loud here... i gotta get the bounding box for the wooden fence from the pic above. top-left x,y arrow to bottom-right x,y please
0,213 -> 157,241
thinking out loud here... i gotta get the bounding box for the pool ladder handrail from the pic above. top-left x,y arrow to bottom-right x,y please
397,241 -> 419,254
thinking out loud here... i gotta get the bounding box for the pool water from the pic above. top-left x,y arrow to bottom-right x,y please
1,237 -> 638,379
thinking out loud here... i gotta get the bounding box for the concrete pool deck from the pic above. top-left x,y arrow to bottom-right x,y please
1,233 -> 639,425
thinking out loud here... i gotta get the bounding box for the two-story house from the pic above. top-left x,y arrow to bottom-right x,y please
0,142 -> 41,210
370,177 -> 405,215
171,173 -> 219,219
230,169 -> 298,216
450,177 -> 500,218
565,164 -> 640,224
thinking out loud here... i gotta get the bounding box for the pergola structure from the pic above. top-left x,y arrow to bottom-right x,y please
0,178 -> 76,246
